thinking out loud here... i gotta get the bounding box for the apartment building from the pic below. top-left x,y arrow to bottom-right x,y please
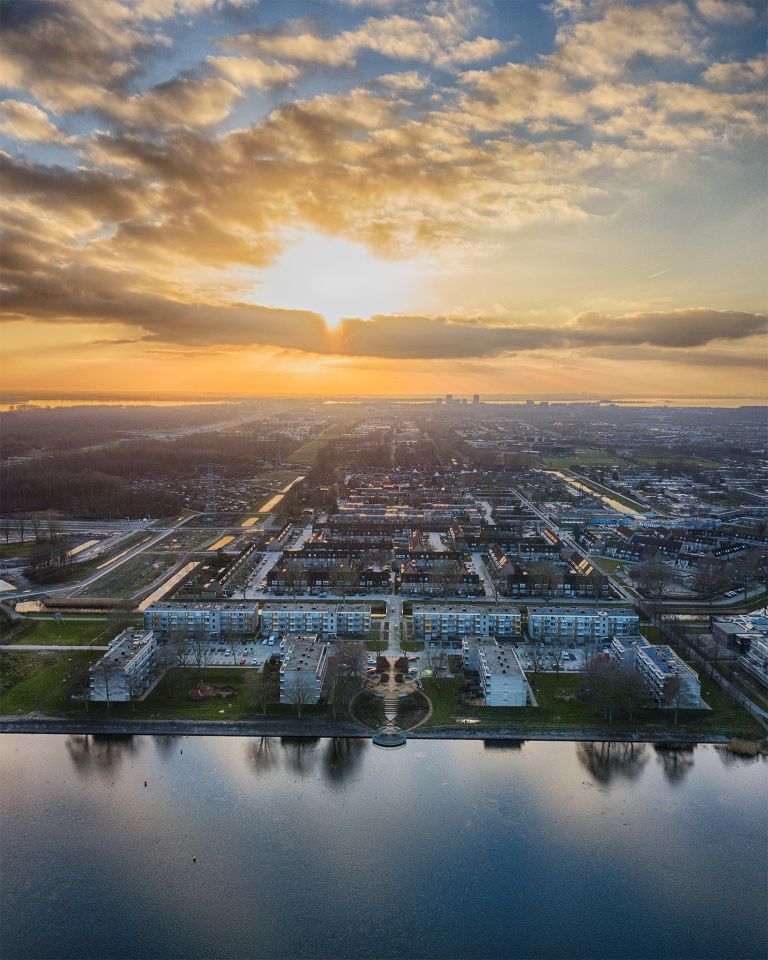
279,634 -> 330,705
527,606 -> 639,642
260,602 -> 371,637
635,644 -> 702,707
89,628 -> 157,702
462,638 -> 528,707
412,604 -> 522,640
144,601 -> 259,637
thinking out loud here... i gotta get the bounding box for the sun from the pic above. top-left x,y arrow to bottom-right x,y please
254,232 -> 420,328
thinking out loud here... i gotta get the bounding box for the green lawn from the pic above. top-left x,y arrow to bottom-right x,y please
0,541 -> 41,559
422,670 -> 762,738
1,617 -> 124,646
0,650 -> 100,715
0,656 -> 325,720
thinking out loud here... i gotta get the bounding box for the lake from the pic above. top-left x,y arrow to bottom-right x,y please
1,736 -> 765,960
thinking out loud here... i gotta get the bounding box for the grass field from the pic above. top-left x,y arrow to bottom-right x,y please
539,452 -> 629,468
81,552 -> 183,599
0,650 -> 99,715
1,617 -> 125,646
421,670 -> 762,738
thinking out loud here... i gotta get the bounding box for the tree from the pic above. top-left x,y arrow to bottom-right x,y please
528,642 -> 547,680
153,642 -> 176,698
551,643 -> 566,675
246,666 -> 276,716
90,659 -> 119,713
368,621 -> 388,661
283,671 -> 315,719
693,560 -> 729,606
664,674 -> 689,728
581,660 -> 647,725
425,648 -> 448,688
190,625 -> 210,677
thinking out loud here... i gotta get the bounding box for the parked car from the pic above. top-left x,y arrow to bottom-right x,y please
239,659 -> 246,665
251,658 -> 258,665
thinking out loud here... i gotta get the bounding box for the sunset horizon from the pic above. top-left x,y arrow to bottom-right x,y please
1,0 -> 766,397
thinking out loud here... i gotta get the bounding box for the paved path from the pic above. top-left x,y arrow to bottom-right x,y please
385,595 -> 402,657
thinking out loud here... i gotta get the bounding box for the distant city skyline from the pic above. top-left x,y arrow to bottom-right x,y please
1,0 -> 766,397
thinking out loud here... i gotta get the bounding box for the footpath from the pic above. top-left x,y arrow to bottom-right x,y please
0,715 -> 740,743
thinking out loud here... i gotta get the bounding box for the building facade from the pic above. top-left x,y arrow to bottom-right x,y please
279,634 -> 330,705
527,606 -> 639,642
89,628 -> 157,702
412,604 -> 522,640
144,601 -> 259,637
462,638 -> 528,707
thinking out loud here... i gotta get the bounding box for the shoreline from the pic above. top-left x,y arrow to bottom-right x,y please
0,715 -> 743,743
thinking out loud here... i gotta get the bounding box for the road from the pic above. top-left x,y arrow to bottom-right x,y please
471,551 -> 497,597
385,595 -> 403,656
13,513 -> 197,600
511,486 -> 638,605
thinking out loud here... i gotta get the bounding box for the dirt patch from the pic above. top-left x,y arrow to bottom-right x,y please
188,683 -> 236,701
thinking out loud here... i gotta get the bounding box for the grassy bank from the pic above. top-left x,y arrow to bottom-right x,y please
1,617 -> 121,646
0,650 -> 99,715
421,672 -> 763,739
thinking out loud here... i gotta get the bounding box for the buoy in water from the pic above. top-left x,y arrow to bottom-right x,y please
144,780 -> 147,787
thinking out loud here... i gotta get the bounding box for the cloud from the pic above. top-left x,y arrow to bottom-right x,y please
553,3 -> 707,79
0,100 -> 71,143
704,57 -> 766,90
222,7 -> 506,69
208,56 -> 300,88
696,0 -> 756,24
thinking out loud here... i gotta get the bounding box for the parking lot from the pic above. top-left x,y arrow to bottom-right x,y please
183,637 -> 279,668
514,643 -> 588,673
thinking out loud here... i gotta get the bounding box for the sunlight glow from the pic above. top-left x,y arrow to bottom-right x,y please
255,233 -> 420,327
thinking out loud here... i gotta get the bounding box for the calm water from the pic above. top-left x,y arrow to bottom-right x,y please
1,736 -> 765,960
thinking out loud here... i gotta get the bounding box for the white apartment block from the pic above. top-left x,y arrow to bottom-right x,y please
739,637 -> 768,689
260,603 -> 371,637
527,607 -> 639,642
279,634 -> 329,705
144,601 -> 259,637
634,644 -> 702,707
89,628 -> 157,702
413,605 -> 522,640
462,638 -> 528,707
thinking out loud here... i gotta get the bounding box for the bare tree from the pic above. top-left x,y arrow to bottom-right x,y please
551,643 -> 566,675
666,675 -> 683,727
283,671 -> 315,719
0,517 -> 10,544
153,642 -> 176,698
190,625 -> 210,677
693,560 -> 729,606
90,659 -> 119,713
245,667 -> 276,716
528,642 -> 547,680
425,648 -> 449,688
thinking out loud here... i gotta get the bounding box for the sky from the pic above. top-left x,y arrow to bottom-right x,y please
1,0 -> 766,398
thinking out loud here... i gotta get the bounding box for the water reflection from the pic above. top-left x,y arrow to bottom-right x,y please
280,737 -> 321,775
322,738 -> 366,785
653,743 -> 696,784
152,735 -> 181,756
65,734 -> 139,779
483,739 -> 526,750
576,741 -> 648,786
245,736 -> 280,776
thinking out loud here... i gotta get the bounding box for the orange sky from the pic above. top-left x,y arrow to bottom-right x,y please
1,0 -> 766,398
